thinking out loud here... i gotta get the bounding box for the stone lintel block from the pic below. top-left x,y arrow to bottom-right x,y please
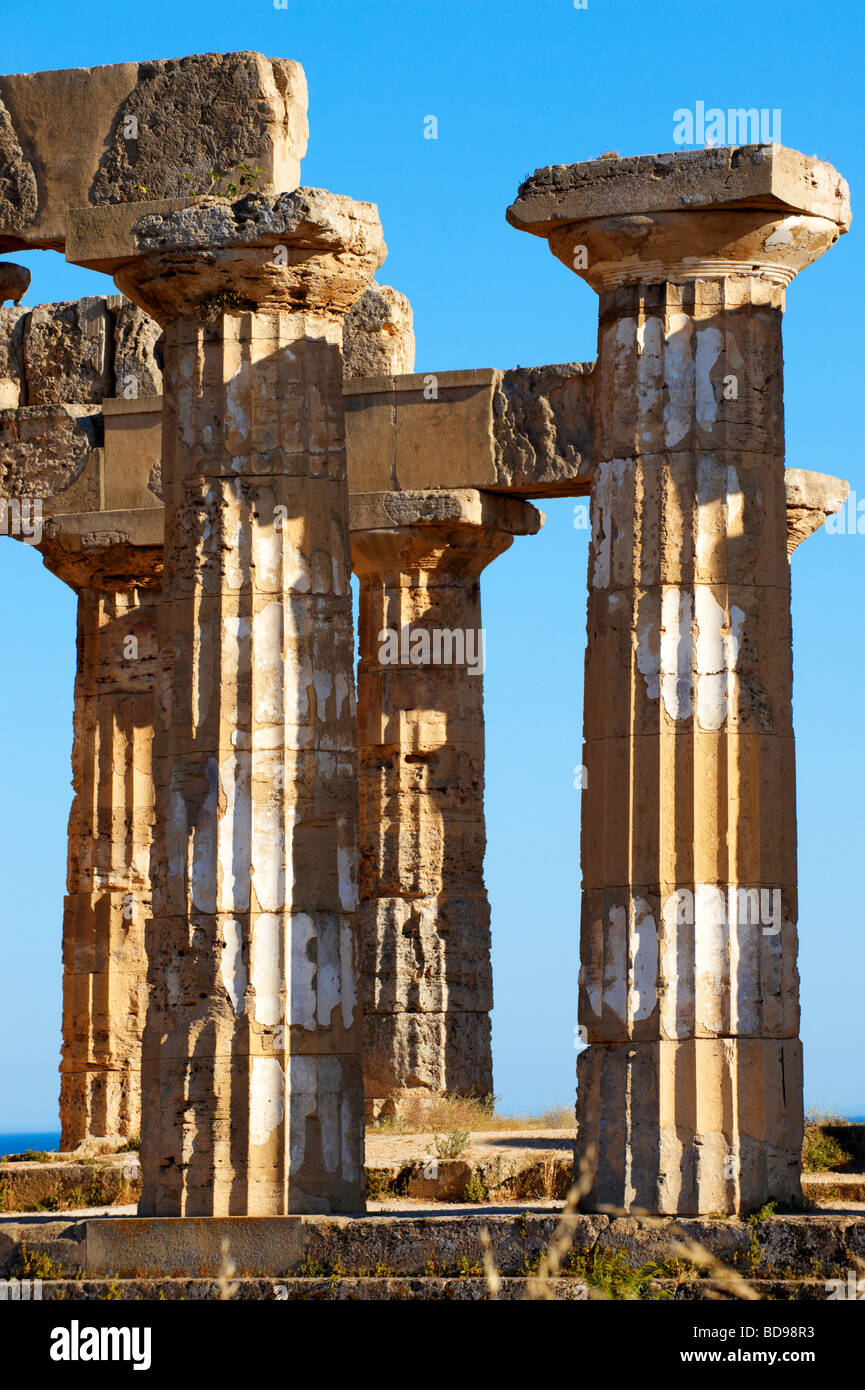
103,396 -> 164,511
0,52 -> 309,252
575,1038 -> 803,1214
0,404 -> 102,512
345,364 -> 595,497
507,144 -> 851,236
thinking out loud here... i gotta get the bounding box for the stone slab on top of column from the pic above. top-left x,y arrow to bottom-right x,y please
0,52 -> 308,253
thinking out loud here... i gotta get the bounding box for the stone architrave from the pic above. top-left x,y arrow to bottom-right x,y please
351,488 -> 541,1115
508,144 -> 851,1214
67,187 -> 386,1215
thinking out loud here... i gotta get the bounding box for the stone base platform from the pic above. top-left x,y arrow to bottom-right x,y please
2,1208 -> 864,1300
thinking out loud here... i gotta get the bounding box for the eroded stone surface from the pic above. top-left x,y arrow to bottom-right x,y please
343,282 -> 415,378
0,53 -> 309,251
352,490 -> 541,1113
24,299 -> 113,404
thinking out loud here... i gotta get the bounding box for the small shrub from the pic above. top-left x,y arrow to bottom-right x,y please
803,1121 -> 853,1173
433,1130 -> 470,1160
462,1172 -> 488,1203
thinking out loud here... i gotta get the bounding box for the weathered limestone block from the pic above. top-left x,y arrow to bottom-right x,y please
352,489 -> 541,1114
0,53 -> 308,251
110,297 -> 163,400
59,584 -> 159,1150
0,405 -> 102,503
24,299 -> 112,404
0,306 -> 25,406
0,98 -> 37,236
493,361 -> 594,492
345,365 -> 595,498
69,188 -> 385,1216
508,143 -> 850,1214
0,260 -> 29,305
343,282 -> 415,378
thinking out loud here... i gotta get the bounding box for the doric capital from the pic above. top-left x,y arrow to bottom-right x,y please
507,144 -> 850,291
350,488 -> 542,579
71,189 -> 387,326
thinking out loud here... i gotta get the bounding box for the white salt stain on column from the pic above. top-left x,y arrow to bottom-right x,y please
337,817 -> 358,911
221,919 -> 247,1014
636,317 -> 664,444
167,777 -> 188,881
334,673 -> 350,719
694,590 -> 745,730
663,312 -> 694,446
252,913 -> 282,1026
659,588 -> 694,720
313,670 -> 333,720
316,916 -> 342,1026
695,326 -> 723,430
603,905 -> 628,1022
288,1056 -> 316,1174
628,897 -> 658,1022
253,602 -> 285,726
218,751 -> 251,913
250,1057 -> 284,1146
694,884 -> 729,1035
636,589 -> 695,720
288,912 -> 317,1030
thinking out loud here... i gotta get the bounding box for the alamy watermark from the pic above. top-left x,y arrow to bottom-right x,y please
378,626 -> 486,676
0,497 -> 42,545
673,102 -> 781,148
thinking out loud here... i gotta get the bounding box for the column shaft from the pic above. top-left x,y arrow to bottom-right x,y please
352,492 -> 540,1116
60,584 -> 158,1149
142,311 -> 362,1215
577,276 -> 802,1212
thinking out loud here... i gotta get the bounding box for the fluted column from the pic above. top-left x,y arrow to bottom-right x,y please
508,145 -> 850,1213
95,189 -> 386,1214
351,490 -> 541,1116
60,582 -> 158,1150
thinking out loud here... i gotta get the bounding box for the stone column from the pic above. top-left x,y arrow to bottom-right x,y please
351,489 -> 541,1116
79,190 -> 386,1215
59,580 -> 158,1151
508,146 -> 850,1213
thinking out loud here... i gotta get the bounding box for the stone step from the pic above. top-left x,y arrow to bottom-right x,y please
802,1173 -> 865,1202
11,1274 -> 846,1301
3,1211 -> 864,1284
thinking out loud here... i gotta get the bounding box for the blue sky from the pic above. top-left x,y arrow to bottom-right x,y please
0,0 -> 862,1126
